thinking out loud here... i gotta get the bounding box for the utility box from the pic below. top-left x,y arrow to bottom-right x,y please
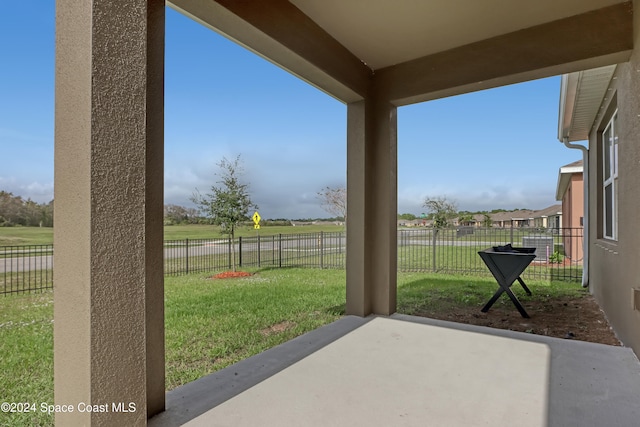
522,236 -> 554,261
456,226 -> 474,237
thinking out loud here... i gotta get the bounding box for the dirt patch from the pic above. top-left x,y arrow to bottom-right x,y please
260,320 -> 296,337
211,271 -> 253,279
413,293 -> 621,346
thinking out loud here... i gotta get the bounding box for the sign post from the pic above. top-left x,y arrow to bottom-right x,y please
252,211 -> 261,229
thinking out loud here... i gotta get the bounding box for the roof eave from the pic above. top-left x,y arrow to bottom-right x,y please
558,64 -> 618,142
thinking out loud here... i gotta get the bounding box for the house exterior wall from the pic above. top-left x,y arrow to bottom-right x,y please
569,173 -> 584,229
561,173 -> 584,262
588,0 -> 640,354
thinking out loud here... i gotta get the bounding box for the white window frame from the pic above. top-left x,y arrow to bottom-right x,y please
602,110 -> 618,240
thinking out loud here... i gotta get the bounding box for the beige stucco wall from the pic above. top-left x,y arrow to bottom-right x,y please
587,0 -> 640,354
346,97 -> 398,316
54,1 -> 165,424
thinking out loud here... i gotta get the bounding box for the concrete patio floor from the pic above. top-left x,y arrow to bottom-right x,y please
150,314 -> 640,427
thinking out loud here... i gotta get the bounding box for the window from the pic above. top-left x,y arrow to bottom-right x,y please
602,111 -> 618,240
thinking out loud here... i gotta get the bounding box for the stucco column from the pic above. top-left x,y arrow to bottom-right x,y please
54,1 -> 165,425
346,97 -> 398,316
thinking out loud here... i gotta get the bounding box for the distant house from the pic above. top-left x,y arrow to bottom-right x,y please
490,210 -> 535,228
556,160 -> 584,230
531,204 -> 563,230
455,214 -> 490,228
555,160 -> 584,263
397,219 -> 429,228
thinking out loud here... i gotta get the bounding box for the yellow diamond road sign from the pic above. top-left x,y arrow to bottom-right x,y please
252,211 -> 261,225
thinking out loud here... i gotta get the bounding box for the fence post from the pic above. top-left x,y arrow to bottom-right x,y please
319,231 -> 324,269
228,237 -> 232,270
432,228 -> 438,272
238,236 -> 243,267
185,238 -> 189,274
257,234 -> 261,267
510,221 -> 514,245
279,234 -> 282,268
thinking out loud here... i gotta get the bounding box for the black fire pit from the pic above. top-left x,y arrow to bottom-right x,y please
478,244 -> 536,318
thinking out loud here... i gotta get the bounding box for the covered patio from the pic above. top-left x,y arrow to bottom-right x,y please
150,315 -> 640,426
53,0 -> 638,425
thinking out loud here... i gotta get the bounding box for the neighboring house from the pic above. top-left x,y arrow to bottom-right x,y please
489,211 -> 511,228
397,219 -> 430,228
558,58 -> 640,355
473,214 -> 490,227
489,210 -> 536,228
556,160 -> 584,230
556,160 -> 584,263
531,204 -> 563,230
455,214 -> 483,227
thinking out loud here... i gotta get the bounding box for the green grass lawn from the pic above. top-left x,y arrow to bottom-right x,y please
164,267 -> 345,389
0,292 -> 54,426
0,224 -> 345,246
164,223 -> 344,241
0,268 -> 345,426
0,227 -> 54,246
0,268 -> 582,426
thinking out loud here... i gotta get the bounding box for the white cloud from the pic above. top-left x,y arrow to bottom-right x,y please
0,177 -> 53,203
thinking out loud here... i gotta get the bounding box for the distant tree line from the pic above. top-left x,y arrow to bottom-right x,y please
0,191 -> 54,227
164,204 -> 347,226
163,204 -> 201,225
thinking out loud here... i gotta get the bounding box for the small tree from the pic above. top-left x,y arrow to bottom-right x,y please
423,196 -> 457,228
482,213 -> 493,228
191,155 -> 256,271
458,213 -> 474,226
317,186 -> 346,222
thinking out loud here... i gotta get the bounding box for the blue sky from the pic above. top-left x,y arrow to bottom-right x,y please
1,2 -> 581,219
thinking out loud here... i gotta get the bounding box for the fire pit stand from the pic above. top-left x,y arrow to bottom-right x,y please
478,246 -> 537,318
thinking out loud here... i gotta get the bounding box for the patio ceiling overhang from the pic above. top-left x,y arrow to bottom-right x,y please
168,0 -> 634,106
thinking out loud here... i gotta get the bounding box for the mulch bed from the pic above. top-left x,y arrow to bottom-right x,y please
414,293 -> 621,346
212,271 -> 253,279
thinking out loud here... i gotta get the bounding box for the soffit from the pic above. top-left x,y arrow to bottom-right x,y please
290,0 -> 625,70
558,65 -> 617,141
169,0 -> 631,104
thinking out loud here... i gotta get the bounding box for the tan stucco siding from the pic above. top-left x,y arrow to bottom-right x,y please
588,0 -> 640,353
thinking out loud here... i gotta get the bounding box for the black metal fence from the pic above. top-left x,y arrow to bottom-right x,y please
1,227 -> 583,295
397,227 -> 583,282
0,245 -> 54,295
164,232 -> 345,275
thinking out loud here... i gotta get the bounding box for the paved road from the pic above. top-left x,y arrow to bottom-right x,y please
1,253 -> 54,273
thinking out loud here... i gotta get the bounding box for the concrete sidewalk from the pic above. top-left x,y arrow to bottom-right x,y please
150,315 -> 640,427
